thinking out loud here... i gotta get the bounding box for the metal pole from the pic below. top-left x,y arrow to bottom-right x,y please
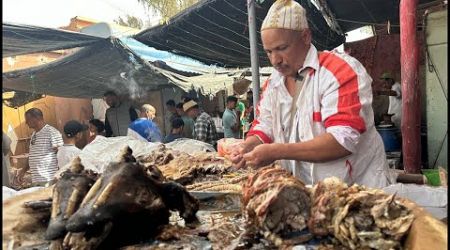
247,0 -> 261,115
400,0 -> 421,173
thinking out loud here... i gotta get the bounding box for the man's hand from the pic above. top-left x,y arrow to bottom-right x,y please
243,143 -> 278,168
16,168 -> 27,183
230,136 -> 262,169
230,143 -> 251,169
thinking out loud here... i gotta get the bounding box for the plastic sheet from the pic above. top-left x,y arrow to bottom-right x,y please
165,138 -> 215,154
382,183 -> 448,219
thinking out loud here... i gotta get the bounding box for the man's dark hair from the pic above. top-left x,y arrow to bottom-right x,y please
226,96 -> 238,103
89,119 -> 105,133
103,90 -> 117,97
25,108 -> 43,118
171,117 -> 184,129
176,103 -> 184,109
166,100 -> 176,107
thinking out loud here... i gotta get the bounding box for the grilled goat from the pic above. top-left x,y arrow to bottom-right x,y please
47,146 -> 199,249
242,165 -> 311,247
309,177 -> 415,250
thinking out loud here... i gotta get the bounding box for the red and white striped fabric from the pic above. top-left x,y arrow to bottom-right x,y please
247,45 -> 395,189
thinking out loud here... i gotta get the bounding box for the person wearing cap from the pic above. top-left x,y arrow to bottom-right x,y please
222,96 -> 240,139
176,102 -> 194,139
17,108 -> 63,186
127,104 -> 162,143
183,100 -> 218,146
57,120 -> 88,168
103,91 -> 139,137
376,72 -> 402,128
163,117 -> 185,143
231,0 -> 394,188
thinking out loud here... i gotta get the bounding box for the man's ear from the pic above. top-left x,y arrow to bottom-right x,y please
301,29 -> 312,45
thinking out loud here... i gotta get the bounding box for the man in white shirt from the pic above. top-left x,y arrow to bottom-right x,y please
230,0 -> 394,188
18,108 -> 63,186
378,72 -> 402,128
57,120 -> 88,169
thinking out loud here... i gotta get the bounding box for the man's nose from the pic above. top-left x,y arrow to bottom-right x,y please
270,52 -> 282,66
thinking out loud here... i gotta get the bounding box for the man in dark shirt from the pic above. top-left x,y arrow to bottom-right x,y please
164,118 -> 185,143
103,91 -> 138,137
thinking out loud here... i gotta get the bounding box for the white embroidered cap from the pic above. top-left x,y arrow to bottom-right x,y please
261,0 -> 309,31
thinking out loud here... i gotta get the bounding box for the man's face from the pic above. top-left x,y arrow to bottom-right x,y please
261,28 -> 311,78
104,95 -> 118,107
382,78 -> 395,87
25,114 -> 38,130
88,124 -> 97,136
186,108 -> 198,119
167,105 -> 176,114
176,108 -> 184,116
227,101 -> 237,110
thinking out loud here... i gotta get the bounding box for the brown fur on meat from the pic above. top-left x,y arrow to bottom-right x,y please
242,165 -> 311,238
61,146 -> 199,249
138,145 -> 232,185
45,157 -> 98,241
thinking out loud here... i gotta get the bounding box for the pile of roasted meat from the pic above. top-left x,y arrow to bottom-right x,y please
5,147 -> 418,250
241,166 -> 416,249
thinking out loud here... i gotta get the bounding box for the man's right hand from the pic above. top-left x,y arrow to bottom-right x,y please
16,168 -> 28,183
230,143 -> 249,169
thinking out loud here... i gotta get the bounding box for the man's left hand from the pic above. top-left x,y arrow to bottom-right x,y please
243,143 -> 278,168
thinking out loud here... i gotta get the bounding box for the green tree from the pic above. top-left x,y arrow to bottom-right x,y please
114,15 -> 144,29
137,0 -> 199,23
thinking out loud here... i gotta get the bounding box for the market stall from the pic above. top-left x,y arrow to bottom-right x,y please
2,138 -> 447,249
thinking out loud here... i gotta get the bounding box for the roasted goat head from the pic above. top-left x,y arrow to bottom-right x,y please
58,146 -> 199,249
45,157 -> 98,240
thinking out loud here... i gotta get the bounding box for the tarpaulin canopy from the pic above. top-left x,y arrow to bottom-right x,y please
3,37 -> 174,98
2,35 -> 261,100
134,0 -> 345,68
322,0 -> 437,33
2,22 -> 103,58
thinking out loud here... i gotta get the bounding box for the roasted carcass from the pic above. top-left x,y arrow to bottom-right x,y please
45,146 -> 199,249
242,165 -> 312,247
45,157 -> 98,241
309,177 -> 415,250
137,144 -> 233,185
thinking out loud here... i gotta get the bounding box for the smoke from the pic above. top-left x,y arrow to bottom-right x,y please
109,53 -> 145,101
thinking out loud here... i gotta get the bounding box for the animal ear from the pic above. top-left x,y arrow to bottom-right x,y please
70,156 -> 84,173
118,146 -> 136,163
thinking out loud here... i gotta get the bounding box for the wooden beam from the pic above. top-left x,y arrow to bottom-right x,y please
400,0 -> 421,173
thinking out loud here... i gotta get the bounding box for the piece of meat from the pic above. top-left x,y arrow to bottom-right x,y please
309,177 -> 415,250
62,146 -> 199,249
45,157 -> 98,240
2,187 -> 53,249
242,165 -> 311,247
137,144 -> 232,185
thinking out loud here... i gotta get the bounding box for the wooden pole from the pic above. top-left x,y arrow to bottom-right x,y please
247,0 -> 261,115
400,0 -> 421,173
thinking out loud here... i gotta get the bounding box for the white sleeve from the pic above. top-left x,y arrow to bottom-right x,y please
247,79 -> 274,143
326,126 -> 361,153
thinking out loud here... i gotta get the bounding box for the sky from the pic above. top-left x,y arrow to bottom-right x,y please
2,0 -> 159,29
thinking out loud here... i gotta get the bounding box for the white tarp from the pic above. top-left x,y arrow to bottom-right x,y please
382,183 -> 448,220
56,136 -> 215,176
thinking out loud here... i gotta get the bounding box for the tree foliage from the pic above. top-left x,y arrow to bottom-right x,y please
137,0 -> 199,23
114,15 -> 144,29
